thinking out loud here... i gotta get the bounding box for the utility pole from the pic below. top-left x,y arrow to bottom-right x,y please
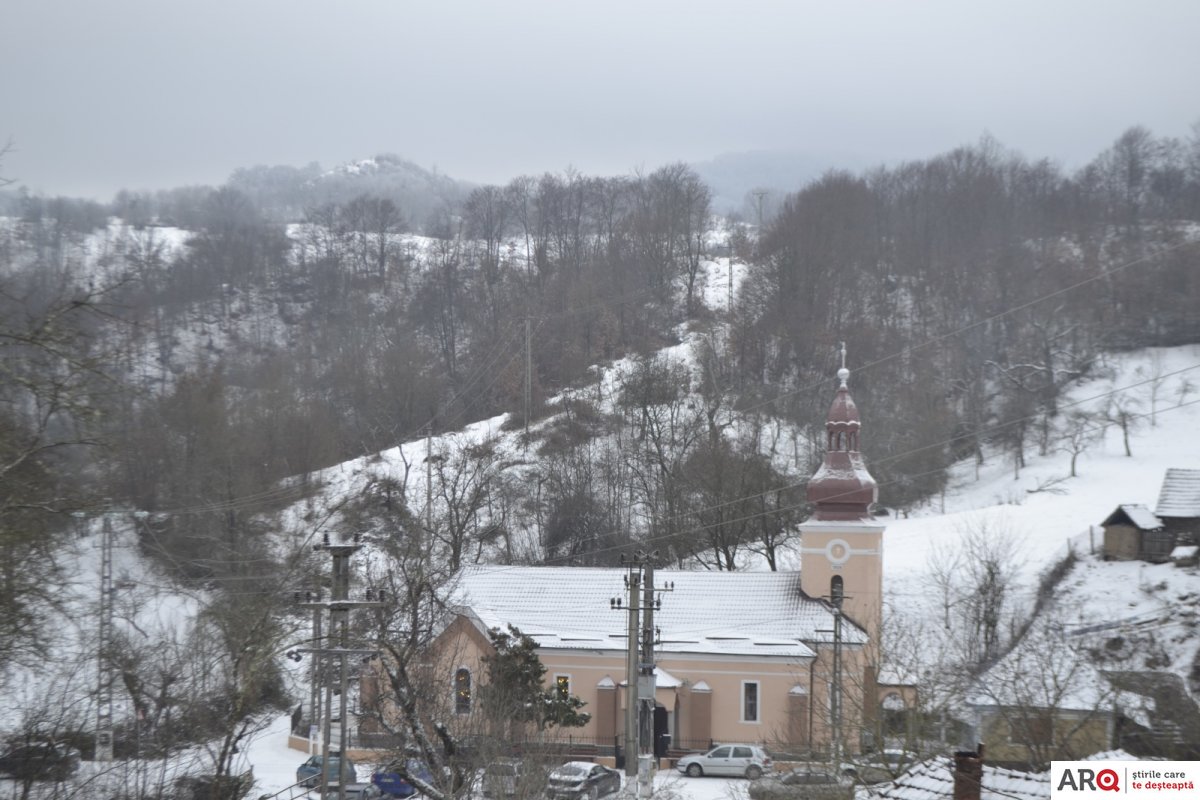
425,422 -> 434,539
727,256 -> 733,315
753,190 -> 767,232
611,552 -> 674,797
832,600 -> 843,769
819,587 -> 847,772
96,514 -> 115,762
640,559 -> 656,761
293,535 -> 384,800
611,560 -> 641,779
524,316 -> 533,441
303,590 -> 323,754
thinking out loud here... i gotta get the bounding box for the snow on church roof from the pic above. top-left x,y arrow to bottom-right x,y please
450,565 -> 866,659
1156,468 -> 1200,517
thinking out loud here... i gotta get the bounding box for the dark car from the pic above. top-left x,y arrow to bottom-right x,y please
482,758 -> 547,799
174,771 -> 255,800
748,769 -> 851,800
0,741 -> 81,782
372,759 -> 434,798
297,755 -> 357,788
321,784 -> 382,800
545,762 -> 621,800
841,749 -> 918,784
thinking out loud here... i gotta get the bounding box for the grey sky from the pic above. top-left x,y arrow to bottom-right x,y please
3,0 -> 1198,200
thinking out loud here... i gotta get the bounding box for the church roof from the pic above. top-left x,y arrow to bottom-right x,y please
448,565 -> 867,659
1156,468 -> 1200,517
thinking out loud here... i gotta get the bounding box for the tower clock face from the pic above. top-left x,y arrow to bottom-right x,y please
826,538 -> 851,565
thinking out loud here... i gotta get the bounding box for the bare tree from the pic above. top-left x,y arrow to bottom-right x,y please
1104,393 -> 1143,457
1057,410 -> 1103,478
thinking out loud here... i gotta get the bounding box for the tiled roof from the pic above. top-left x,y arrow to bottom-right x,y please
856,757 -> 1049,800
1156,468 -> 1200,517
857,751 -> 1149,800
450,566 -> 866,659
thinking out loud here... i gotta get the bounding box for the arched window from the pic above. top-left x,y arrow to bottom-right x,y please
830,575 -> 844,607
454,668 -> 472,714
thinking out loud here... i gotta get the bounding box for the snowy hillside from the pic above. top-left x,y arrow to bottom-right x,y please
884,344 -> 1199,616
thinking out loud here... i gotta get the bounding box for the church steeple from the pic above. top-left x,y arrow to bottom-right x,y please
806,352 -> 878,521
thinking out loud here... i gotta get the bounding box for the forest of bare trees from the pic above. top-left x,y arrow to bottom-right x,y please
3,126 -> 1200,584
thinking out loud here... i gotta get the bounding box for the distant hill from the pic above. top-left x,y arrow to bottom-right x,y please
690,148 -> 876,216
227,152 -> 470,227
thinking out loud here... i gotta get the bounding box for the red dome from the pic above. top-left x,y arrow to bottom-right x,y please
806,368 -> 877,520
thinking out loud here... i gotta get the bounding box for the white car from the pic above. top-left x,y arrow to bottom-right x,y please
676,745 -> 773,779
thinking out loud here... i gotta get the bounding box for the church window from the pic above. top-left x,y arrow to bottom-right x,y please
454,668 -> 472,714
830,575 -> 844,606
741,681 -> 760,723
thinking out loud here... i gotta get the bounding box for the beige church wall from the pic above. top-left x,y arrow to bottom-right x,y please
801,643 -> 871,755
531,649 -> 819,751
401,616 -> 867,755
798,520 -> 885,656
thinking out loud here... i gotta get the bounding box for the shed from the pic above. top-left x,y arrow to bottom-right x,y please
1155,468 -> 1200,555
1100,504 -> 1164,562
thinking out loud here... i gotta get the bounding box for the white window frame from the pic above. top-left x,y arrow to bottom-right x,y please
741,680 -> 761,724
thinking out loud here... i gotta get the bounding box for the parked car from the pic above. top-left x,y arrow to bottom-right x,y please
173,771 -> 255,800
748,769 -> 851,800
676,744 -> 773,779
297,755 -> 357,788
322,784 -> 382,800
841,749 -> 918,784
0,741 -> 81,782
545,761 -> 622,800
371,759 -> 434,798
482,758 -> 547,799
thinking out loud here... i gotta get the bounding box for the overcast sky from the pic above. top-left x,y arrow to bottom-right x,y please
3,0 -> 1198,200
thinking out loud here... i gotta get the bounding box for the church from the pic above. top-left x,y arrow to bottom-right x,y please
416,366 -> 903,759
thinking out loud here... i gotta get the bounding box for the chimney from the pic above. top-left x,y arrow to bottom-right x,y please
953,744 -> 984,800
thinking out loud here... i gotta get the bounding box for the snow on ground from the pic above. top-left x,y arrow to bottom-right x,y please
1,515 -> 204,732
241,712 -> 751,800
696,257 -> 750,315
884,344 -> 1200,611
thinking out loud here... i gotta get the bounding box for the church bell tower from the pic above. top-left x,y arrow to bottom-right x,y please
799,359 -> 885,649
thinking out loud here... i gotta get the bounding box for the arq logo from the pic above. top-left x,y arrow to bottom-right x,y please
1057,768 -> 1120,792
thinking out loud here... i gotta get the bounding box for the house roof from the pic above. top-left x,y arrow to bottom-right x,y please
449,566 -> 866,660
1102,504 -> 1163,530
855,756 -> 1049,800
1155,468 -> 1200,517
857,750 -> 1150,800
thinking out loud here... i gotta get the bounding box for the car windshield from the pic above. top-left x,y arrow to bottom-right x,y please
553,765 -> 588,778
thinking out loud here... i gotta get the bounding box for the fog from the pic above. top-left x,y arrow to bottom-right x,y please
3,0 -> 1198,199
